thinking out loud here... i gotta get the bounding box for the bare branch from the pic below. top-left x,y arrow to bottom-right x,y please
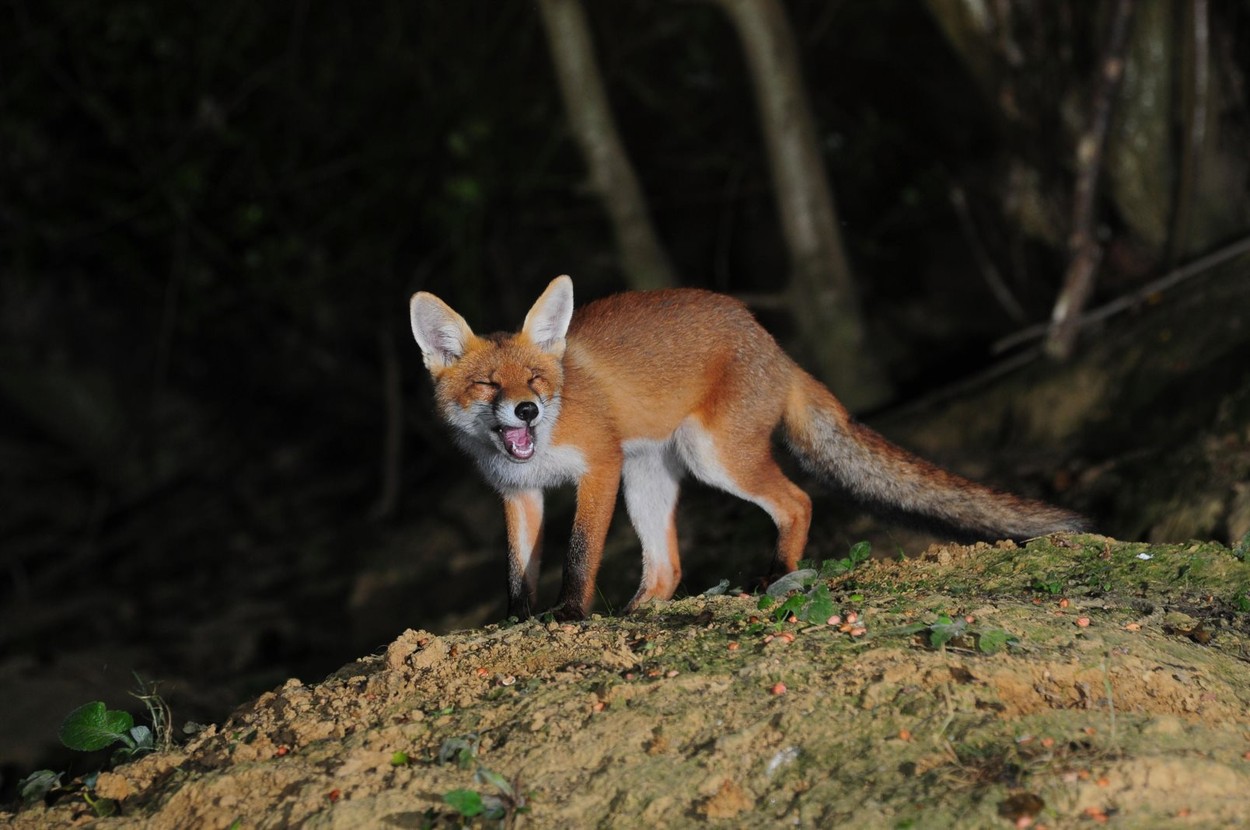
996,232 -> 1250,354
1045,0 -> 1136,361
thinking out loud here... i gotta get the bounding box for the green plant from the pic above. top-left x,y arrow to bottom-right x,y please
754,542 -> 873,632
80,777 -> 118,818
16,769 -> 63,806
1029,576 -> 1065,595
130,674 -> 173,752
817,540 -> 873,578
19,683 -> 173,812
443,767 -> 529,828
891,614 -> 1018,654
438,734 -> 481,769
443,788 -> 485,818
58,677 -> 172,763
1233,531 -> 1250,562
758,582 -> 836,626
59,701 -> 154,760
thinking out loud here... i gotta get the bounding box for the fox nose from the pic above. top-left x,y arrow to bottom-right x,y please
515,401 -> 539,423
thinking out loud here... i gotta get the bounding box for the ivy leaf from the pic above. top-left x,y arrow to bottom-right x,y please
18,770 -> 62,805
819,559 -> 850,578
129,725 -> 154,750
59,702 -> 135,752
444,788 -> 484,817
800,584 -> 836,623
773,594 -> 807,622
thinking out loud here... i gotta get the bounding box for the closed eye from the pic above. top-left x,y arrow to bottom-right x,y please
472,380 -> 499,388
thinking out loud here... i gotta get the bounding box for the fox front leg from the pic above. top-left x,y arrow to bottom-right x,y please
549,462 -> 621,621
503,489 -> 544,618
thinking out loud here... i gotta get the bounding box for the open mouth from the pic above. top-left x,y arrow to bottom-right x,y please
497,425 -> 535,460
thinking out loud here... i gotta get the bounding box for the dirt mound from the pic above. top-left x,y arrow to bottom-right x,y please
6,537 -> 1250,828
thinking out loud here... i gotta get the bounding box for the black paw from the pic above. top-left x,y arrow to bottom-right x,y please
542,601 -> 588,622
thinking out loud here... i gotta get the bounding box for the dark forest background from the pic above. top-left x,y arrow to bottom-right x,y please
3,0 -> 1250,792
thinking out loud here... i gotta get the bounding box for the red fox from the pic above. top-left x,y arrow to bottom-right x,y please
410,276 -> 1086,620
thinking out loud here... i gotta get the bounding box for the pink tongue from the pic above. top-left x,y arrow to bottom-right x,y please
503,426 -> 533,458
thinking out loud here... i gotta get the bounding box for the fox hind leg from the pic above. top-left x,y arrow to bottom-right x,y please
676,419 -> 812,579
621,445 -> 684,613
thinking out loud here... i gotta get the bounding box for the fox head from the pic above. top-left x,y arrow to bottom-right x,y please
410,275 -> 573,466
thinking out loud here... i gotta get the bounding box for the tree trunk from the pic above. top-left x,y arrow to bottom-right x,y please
714,0 -> 891,411
535,0 -> 677,291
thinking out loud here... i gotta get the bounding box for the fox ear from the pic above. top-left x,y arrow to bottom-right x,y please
410,292 -> 475,372
522,275 -> 574,357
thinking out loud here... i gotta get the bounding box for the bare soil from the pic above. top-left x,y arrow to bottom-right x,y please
6,536 -> 1250,828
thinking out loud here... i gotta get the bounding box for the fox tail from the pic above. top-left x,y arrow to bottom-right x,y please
782,371 -> 1088,542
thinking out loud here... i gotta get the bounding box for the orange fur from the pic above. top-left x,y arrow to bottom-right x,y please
411,276 -> 1086,620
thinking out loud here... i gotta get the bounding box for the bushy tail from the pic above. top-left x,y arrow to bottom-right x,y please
782,372 -> 1088,542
